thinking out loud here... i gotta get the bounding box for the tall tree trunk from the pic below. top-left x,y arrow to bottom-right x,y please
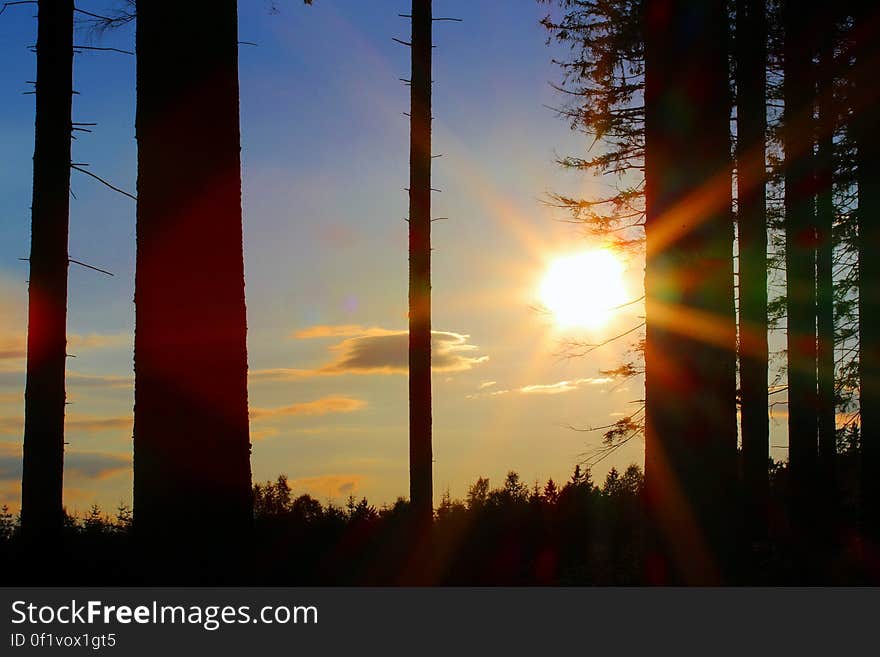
853,0 -> 880,539
409,0 -> 433,525
782,0 -> 818,536
133,0 -> 252,576
736,0 -> 769,540
815,6 -> 837,518
20,0 -> 74,545
643,0 -> 738,584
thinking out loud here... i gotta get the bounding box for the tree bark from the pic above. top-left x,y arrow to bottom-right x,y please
133,0 -> 252,575
643,0 -> 738,584
782,0 -> 818,535
815,5 -> 837,518
736,0 -> 769,540
409,0 -> 433,525
20,0 -> 74,545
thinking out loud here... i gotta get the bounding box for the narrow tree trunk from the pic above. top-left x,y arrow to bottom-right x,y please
815,8 -> 837,517
853,0 -> 880,539
643,0 -> 738,584
20,0 -> 74,545
133,0 -> 252,576
408,0 -> 433,525
736,0 -> 769,540
782,0 -> 818,536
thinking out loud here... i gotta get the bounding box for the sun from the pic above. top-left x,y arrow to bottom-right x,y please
539,250 -> 628,329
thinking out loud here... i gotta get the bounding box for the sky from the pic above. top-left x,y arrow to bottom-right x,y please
0,0 -> 793,515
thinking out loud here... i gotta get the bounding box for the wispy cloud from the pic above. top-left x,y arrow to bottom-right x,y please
0,417 -> 23,435
0,481 -> 19,507
0,332 -> 129,362
250,428 -> 280,441
0,370 -> 134,391
67,372 -> 133,389
0,441 -> 129,482
249,396 -> 367,421
67,416 -> 132,433
289,325 -> 488,376
65,451 -> 131,480
466,388 -> 511,400
519,377 -> 612,395
67,333 -> 130,352
0,371 -> 24,388
0,414 -> 132,436
467,377 -> 612,399
249,368 -> 311,383
288,473 -> 364,499
0,336 -> 26,360
0,443 -> 18,480
0,392 -> 21,404
291,325 -> 370,339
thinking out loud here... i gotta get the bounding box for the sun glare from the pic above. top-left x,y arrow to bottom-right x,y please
539,250 -> 628,329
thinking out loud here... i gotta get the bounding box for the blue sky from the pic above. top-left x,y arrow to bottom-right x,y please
0,0 -> 755,513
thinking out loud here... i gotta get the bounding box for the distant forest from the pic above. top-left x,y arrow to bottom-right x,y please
5,0 -> 880,585
1,425 -> 871,585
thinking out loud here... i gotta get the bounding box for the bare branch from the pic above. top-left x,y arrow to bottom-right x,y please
69,258 -> 113,277
70,165 -> 136,201
73,45 -> 134,55
0,1 -> 36,17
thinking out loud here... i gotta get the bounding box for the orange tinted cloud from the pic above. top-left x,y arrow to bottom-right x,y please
0,332 -> 129,361
67,416 -> 132,433
0,414 -> 132,436
250,428 -> 280,441
249,368 -> 311,382
0,480 -> 18,508
249,396 -> 367,421
291,324 -> 372,339
0,370 -> 134,391
0,417 -> 22,434
0,335 -> 26,360
288,473 -> 364,499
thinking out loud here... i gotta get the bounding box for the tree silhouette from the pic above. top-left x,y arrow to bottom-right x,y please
643,0 -> 737,584
538,2 -> 863,551
539,0 -> 646,246
132,0 -> 253,571
814,1 -> 841,524
408,0 -> 434,525
736,0 -> 770,540
781,0 -> 819,537
538,0 -> 648,474
20,0 -> 74,546
853,0 -> 880,539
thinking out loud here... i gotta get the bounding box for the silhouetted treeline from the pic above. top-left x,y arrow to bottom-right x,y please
3,441 -> 877,585
539,0 -> 880,582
